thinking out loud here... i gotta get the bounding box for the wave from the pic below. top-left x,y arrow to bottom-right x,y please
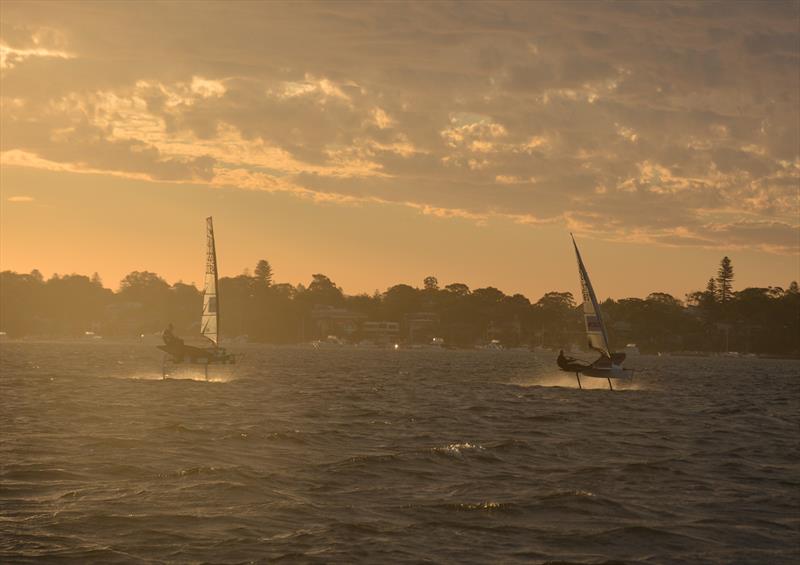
2,343 -> 798,563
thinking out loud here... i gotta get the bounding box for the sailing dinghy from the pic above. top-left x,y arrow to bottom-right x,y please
557,234 -> 633,390
157,216 -> 236,379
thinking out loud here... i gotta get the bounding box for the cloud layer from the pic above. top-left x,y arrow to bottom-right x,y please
2,1 -> 798,252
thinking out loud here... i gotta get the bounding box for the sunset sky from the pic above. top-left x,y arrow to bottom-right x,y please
1,1 -> 798,300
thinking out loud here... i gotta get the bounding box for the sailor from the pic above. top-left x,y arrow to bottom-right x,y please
557,349 -> 569,370
162,323 -> 184,348
557,349 -> 584,372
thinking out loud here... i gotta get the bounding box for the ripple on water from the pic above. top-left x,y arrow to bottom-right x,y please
1,342 -> 798,564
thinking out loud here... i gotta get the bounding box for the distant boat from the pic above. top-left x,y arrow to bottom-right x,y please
311,335 -> 347,349
157,217 -> 236,379
556,234 -> 634,390
624,343 -> 641,355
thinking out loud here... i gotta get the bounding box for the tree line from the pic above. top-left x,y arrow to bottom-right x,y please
1,257 -> 798,355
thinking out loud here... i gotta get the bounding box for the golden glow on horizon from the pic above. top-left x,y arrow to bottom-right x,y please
2,166 -> 797,302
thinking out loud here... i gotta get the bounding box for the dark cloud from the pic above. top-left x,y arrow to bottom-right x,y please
1,0 -> 798,252
1,112 -> 216,182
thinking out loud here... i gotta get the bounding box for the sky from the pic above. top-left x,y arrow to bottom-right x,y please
1,1 -> 798,300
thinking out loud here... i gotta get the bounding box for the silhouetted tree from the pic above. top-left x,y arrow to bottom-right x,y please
250,280 -> 304,343
168,282 -> 202,333
534,291 -> 580,348
217,274 -> 256,337
537,291 -> 575,309
119,271 -> 171,301
347,293 -> 382,320
509,294 -> 531,308
647,292 -> 682,306
716,256 -> 734,303
445,282 -> 470,296
705,278 -> 717,300
383,284 -> 420,320
423,276 -> 439,291
255,260 -> 273,287
306,274 -> 344,306
472,287 -> 505,303
117,271 -> 172,333
0,257 -> 796,354
46,274 -> 113,334
0,270 -> 45,336
271,283 -> 297,299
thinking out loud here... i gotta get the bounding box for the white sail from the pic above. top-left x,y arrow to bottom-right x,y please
201,217 -> 219,346
571,234 -> 610,358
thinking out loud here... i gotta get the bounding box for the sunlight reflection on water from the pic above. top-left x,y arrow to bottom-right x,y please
1,341 -> 798,563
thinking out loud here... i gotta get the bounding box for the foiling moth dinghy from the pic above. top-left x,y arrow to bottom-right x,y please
557,234 -> 634,390
158,341 -> 236,380
157,217 -> 236,380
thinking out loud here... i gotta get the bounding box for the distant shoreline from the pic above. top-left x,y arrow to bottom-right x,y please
2,268 -> 799,356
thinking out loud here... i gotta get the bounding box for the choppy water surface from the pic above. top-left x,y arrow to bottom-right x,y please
1,342 -> 798,564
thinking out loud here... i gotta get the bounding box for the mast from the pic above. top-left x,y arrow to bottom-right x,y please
201,216 -> 219,346
571,234 -> 610,358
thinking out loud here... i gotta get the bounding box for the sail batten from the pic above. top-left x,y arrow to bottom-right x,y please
201,217 -> 219,346
571,234 -> 610,358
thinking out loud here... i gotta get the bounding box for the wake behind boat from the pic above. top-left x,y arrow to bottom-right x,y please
157,217 -> 236,379
558,234 -> 633,390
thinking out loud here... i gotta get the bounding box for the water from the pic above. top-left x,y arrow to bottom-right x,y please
1,342 -> 798,564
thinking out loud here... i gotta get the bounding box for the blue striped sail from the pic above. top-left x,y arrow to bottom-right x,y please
571,235 -> 610,358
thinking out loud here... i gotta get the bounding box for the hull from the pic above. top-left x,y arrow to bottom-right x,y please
578,366 -> 633,379
157,344 -> 236,365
